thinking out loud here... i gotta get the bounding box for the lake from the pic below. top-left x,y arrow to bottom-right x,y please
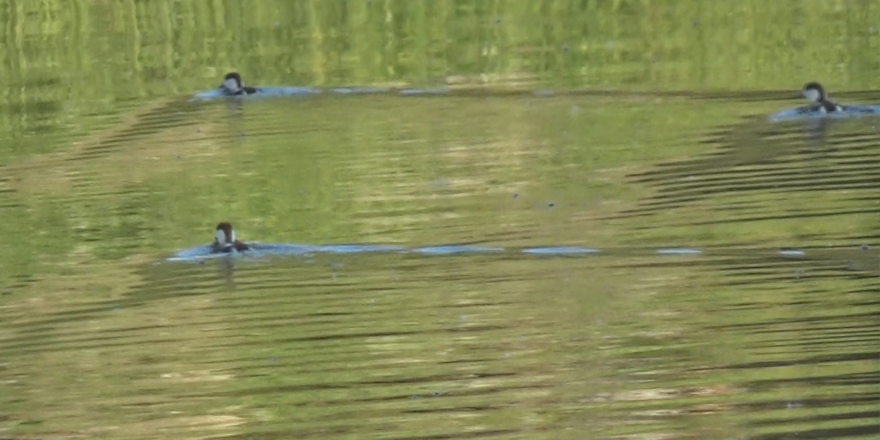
0,1 -> 878,439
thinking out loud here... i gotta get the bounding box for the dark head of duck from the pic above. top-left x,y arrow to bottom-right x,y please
801,81 -> 842,113
212,222 -> 250,252
219,72 -> 259,95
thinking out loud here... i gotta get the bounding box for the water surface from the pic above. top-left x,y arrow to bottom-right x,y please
0,1 -> 878,439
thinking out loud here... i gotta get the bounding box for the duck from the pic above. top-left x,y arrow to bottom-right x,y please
802,82 -> 842,113
219,72 -> 260,96
211,222 -> 250,253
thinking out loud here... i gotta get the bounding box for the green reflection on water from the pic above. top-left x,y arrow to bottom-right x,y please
0,1 -> 878,439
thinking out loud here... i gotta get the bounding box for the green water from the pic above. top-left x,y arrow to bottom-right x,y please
0,1 -> 878,439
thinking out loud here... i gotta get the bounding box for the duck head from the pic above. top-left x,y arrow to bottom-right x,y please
214,222 -> 236,250
220,72 -> 244,94
802,82 -> 827,102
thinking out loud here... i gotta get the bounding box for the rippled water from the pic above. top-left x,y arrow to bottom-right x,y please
1,1 -> 878,439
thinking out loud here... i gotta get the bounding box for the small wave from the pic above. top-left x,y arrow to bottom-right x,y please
769,104 -> 880,122
189,86 -> 451,101
165,244 -> 816,262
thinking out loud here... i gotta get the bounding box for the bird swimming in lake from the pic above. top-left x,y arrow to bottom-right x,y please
219,72 -> 260,96
801,82 -> 842,113
211,222 -> 250,253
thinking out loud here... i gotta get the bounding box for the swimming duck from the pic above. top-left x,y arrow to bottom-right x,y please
219,72 -> 260,96
802,82 -> 842,113
212,222 -> 250,253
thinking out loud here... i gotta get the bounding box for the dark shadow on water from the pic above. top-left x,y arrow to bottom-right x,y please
616,105 -> 880,239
